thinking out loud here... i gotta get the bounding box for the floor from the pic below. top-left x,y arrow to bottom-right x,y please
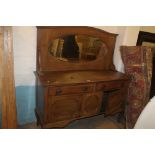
18,114 -> 124,129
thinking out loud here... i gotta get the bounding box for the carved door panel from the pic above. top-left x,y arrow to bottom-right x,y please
47,95 -> 82,123
105,89 -> 124,115
81,92 -> 103,117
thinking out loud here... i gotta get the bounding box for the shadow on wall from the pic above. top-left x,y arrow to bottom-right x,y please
16,86 -> 36,125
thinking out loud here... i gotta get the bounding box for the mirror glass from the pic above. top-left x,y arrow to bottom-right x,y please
48,35 -> 104,62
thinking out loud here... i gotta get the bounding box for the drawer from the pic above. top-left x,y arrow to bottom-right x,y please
96,81 -> 124,91
48,84 -> 94,96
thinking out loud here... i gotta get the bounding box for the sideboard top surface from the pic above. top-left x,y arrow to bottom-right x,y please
35,70 -> 129,86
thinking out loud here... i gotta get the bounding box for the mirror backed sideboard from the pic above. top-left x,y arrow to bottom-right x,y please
35,26 -> 130,128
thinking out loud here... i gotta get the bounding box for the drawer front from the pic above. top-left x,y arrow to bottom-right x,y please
96,81 -> 124,91
48,84 -> 94,96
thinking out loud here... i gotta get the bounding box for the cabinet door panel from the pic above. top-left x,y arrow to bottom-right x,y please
81,92 -> 103,117
47,95 -> 81,123
105,89 -> 124,115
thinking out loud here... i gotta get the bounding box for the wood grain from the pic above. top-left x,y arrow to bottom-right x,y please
0,27 -> 17,128
35,26 -> 130,128
37,26 -> 117,72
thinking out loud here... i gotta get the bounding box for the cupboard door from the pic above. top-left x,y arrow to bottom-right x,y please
105,89 -> 124,115
47,95 -> 81,123
81,92 -> 103,117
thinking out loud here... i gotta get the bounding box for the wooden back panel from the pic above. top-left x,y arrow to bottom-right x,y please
37,26 -> 118,72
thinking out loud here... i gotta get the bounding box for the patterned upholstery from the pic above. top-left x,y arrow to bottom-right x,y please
120,46 -> 153,128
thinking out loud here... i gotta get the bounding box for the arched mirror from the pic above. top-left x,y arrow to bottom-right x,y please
48,34 -> 105,62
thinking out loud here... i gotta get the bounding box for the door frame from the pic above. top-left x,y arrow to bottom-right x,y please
0,26 -> 17,128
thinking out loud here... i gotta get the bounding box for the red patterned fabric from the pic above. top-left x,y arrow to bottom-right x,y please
121,46 -> 153,128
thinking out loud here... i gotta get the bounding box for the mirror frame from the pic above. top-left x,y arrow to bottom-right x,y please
37,26 -> 118,72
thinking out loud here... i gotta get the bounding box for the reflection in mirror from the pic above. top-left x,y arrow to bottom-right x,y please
49,35 -> 105,62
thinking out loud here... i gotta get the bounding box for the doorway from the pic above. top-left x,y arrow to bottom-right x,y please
0,26 -> 17,128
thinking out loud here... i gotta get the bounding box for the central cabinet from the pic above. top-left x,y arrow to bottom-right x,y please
35,27 -> 130,128
48,91 -> 102,123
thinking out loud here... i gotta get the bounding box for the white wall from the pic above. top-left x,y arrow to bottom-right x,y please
114,26 -> 140,72
13,26 -> 37,86
140,26 -> 155,33
95,26 -> 118,33
96,26 -> 140,72
123,27 -> 140,45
